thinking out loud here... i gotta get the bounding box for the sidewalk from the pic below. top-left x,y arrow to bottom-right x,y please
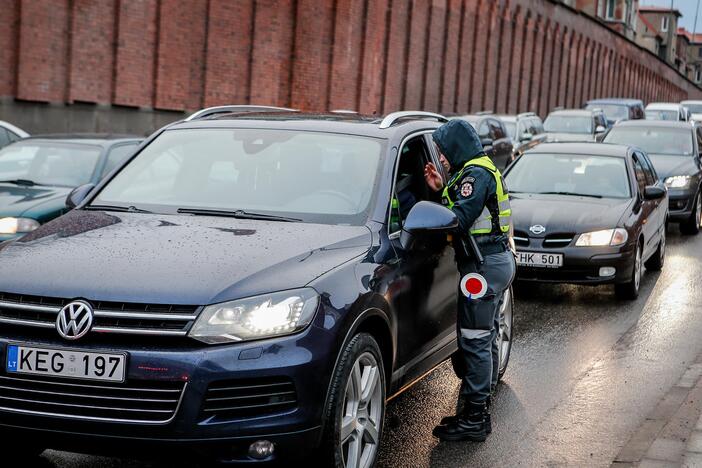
612,353 -> 702,468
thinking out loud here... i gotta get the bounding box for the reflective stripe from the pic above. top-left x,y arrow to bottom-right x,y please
460,328 -> 491,340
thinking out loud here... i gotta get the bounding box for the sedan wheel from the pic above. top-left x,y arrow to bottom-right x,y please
615,242 -> 642,300
497,287 -> 514,379
681,191 -> 701,235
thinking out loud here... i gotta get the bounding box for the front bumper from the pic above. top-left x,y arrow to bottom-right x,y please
668,188 -> 696,222
0,318 -> 337,463
515,243 -> 635,285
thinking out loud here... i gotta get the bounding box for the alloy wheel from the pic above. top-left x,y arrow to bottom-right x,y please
696,194 -> 701,228
340,352 -> 383,468
634,245 -> 642,292
497,288 -> 513,375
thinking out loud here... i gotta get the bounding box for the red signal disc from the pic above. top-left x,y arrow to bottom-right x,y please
460,273 -> 488,299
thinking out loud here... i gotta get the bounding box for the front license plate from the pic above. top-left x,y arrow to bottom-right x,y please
516,251 -> 563,268
6,345 -> 126,382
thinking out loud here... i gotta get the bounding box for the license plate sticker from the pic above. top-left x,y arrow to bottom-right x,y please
516,251 -> 564,268
6,345 -> 126,382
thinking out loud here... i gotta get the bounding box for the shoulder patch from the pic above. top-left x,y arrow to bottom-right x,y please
460,181 -> 474,197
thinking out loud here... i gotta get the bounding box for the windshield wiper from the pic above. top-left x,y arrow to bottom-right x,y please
177,208 -> 301,222
537,191 -> 603,199
0,179 -> 43,186
85,204 -> 153,213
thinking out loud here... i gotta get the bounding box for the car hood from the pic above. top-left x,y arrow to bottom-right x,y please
544,132 -> 595,143
0,184 -> 71,218
0,210 -> 372,305
647,154 -> 699,180
510,194 -> 632,235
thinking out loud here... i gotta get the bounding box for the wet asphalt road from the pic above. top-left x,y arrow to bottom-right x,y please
33,228 -> 702,468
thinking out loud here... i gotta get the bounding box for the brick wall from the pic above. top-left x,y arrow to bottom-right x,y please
1,0 -> 701,130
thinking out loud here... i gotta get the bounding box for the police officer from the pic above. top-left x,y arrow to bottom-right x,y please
423,119 -> 515,442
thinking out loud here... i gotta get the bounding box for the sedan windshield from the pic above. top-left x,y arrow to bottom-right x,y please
0,142 -> 101,187
543,116 -> 592,134
505,153 -> 631,199
604,127 -> 694,156
93,129 -> 384,225
503,122 -> 516,139
586,104 -> 629,121
683,103 -> 702,114
645,110 -> 679,121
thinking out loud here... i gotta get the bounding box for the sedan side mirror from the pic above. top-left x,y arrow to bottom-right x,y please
400,201 -> 458,250
519,132 -> 533,142
595,125 -> 606,134
66,183 -> 96,209
644,185 -> 666,200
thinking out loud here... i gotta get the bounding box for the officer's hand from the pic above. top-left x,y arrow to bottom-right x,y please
424,162 -> 444,192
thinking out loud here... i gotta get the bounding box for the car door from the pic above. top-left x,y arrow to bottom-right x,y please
639,151 -> 666,244
632,152 -> 658,259
386,132 -> 459,382
488,118 -> 512,169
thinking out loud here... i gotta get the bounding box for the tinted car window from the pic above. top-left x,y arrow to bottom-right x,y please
543,115 -> 592,134
0,141 -> 101,186
489,119 -> 505,139
530,117 -> 544,134
587,104 -> 629,121
636,152 -> 657,185
94,129 -> 384,226
101,143 -> 138,177
505,153 -> 630,199
632,157 -> 647,195
645,110 -> 679,121
503,121 -> 516,139
477,120 -> 490,138
604,127 -> 694,156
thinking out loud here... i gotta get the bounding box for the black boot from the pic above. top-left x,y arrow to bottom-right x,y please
432,401 -> 487,442
440,396 -> 492,434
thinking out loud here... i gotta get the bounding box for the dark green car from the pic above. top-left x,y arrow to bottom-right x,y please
0,134 -> 141,241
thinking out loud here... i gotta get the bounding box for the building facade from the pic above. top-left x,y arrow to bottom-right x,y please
637,6 -> 682,65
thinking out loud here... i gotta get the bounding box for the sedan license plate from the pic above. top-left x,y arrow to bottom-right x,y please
6,345 -> 126,382
516,251 -> 563,268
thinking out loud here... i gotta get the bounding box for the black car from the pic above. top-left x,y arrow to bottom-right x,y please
584,98 -> 645,126
496,112 -> 547,159
451,113 -> 514,169
604,121 -> 702,234
0,108 -> 514,466
0,134 -> 142,241
543,109 -> 609,143
504,142 -> 667,299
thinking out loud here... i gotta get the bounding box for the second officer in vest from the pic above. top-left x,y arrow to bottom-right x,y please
424,119 -> 515,442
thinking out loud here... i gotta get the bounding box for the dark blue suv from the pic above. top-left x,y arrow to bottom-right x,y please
0,107 -> 514,466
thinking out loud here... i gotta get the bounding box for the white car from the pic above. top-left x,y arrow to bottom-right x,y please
645,102 -> 690,122
0,121 -> 29,148
681,100 -> 702,123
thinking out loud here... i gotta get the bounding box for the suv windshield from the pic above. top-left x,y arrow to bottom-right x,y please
604,127 -> 694,156
505,153 -> 630,199
544,115 -> 592,134
586,104 -> 629,121
93,128 -> 384,225
0,141 -> 101,187
683,103 -> 702,114
646,110 -> 679,121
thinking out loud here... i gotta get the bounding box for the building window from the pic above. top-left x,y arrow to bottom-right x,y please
696,68 -> 701,83
661,16 -> 669,32
698,47 -> 702,58
605,0 -> 616,20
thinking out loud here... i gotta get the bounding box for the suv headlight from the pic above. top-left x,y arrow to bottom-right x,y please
576,228 -> 628,247
0,217 -> 40,235
189,288 -> 319,344
664,175 -> 691,189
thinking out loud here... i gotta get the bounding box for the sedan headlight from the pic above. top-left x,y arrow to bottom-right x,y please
576,228 -> 628,247
0,217 -> 40,235
189,288 -> 319,344
664,175 -> 691,189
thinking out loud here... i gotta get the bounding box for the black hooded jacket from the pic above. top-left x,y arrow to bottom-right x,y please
432,119 -> 507,249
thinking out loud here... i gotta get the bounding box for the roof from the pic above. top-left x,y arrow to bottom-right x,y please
645,102 -> 684,110
638,6 -> 682,17
527,142 -> 630,158
547,109 -> 596,117
677,28 -> 702,43
586,98 -> 644,106
22,133 -> 142,146
612,120 -> 694,130
171,111 -> 444,138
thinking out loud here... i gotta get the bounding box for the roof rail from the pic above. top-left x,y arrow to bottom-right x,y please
378,111 -> 449,129
184,105 -> 297,121
475,110 -> 494,115
517,112 -> 537,118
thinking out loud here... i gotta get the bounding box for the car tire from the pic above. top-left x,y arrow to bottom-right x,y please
449,286 -> 514,382
321,332 -> 385,468
615,241 -> 642,300
644,224 -> 666,271
680,191 -> 701,235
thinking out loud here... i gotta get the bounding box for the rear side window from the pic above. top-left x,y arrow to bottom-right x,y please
636,152 -> 657,185
632,156 -> 647,195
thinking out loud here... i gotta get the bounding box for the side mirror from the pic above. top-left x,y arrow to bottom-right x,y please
66,183 -> 96,209
519,132 -> 533,142
400,201 -> 458,250
595,125 -> 606,133
644,185 -> 666,200
480,137 -> 494,148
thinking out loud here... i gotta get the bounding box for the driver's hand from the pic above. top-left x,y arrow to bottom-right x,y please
424,162 -> 444,192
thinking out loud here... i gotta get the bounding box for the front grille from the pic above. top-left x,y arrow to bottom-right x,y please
0,372 -> 186,424
543,233 -> 574,248
201,377 -> 297,422
513,230 -> 530,247
0,292 -> 199,338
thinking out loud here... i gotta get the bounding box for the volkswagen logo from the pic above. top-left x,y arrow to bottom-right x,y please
529,224 -> 546,235
56,301 -> 94,340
